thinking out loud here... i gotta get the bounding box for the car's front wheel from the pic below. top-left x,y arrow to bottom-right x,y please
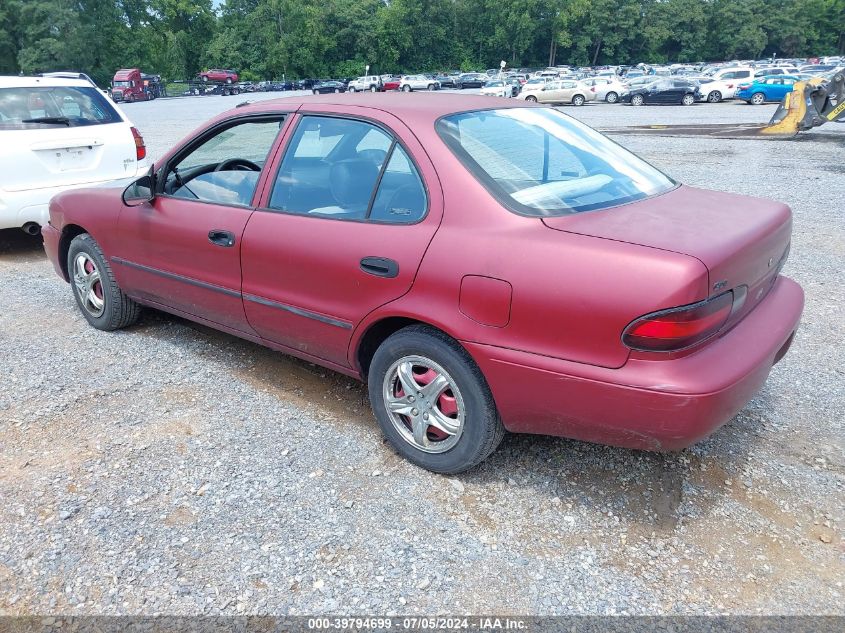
402,85 -> 412,92
68,234 -> 140,331
572,94 -> 585,106
368,326 -> 505,473
348,86 -> 356,93
370,85 -> 378,92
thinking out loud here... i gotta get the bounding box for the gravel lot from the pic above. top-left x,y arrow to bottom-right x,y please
0,92 -> 843,616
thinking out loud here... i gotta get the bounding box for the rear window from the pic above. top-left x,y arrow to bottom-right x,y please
437,108 -> 675,216
0,86 -> 123,129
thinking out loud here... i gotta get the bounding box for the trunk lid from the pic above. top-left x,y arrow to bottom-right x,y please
543,185 -> 792,320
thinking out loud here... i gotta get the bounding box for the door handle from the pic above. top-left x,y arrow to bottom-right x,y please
360,256 -> 399,278
208,229 -> 235,247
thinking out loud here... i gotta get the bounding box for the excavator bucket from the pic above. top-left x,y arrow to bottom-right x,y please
762,73 -> 844,136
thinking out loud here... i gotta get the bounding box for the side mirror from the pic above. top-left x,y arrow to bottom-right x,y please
122,167 -> 155,206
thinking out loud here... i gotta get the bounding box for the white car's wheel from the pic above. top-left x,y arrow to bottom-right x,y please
707,90 -> 722,103
403,85 -> 411,92
605,91 -> 618,103
525,95 -> 537,102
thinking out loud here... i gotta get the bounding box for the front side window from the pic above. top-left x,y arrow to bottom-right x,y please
162,118 -> 283,206
0,86 -> 123,129
437,108 -> 675,216
268,116 -> 426,223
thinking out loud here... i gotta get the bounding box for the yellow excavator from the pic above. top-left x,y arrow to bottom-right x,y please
604,70 -> 845,139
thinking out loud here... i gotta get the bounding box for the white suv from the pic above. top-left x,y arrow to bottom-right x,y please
399,75 -> 440,92
0,76 -> 148,233
347,76 -> 383,92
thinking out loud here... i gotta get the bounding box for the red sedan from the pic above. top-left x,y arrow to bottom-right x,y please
199,69 -> 238,84
42,94 -> 803,473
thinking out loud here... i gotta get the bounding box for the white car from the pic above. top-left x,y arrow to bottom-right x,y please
347,76 -> 383,92
479,80 -> 512,98
583,77 -> 627,103
0,76 -> 148,233
399,75 -> 440,92
694,76 -> 740,102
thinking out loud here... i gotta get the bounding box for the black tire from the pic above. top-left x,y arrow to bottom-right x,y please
370,85 -> 377,92
681,93 -> 695,106
368,325 -> 505,474
631,93 -> 644,106
605,91 -> 618,103
750,92 -> 766,105
427,84 -> 435,91
348,86 -> 356,93
403,85 -> 411,92
313,89 -> 318,95
572,94 -> 585,106
525,95 -> 537,102
67,234 -> 140,331
707,90 -> 722,103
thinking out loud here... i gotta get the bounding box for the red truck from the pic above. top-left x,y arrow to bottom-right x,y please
111,69 -> 162,102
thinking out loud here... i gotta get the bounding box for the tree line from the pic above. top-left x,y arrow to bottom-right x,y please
1,0 -> 843,86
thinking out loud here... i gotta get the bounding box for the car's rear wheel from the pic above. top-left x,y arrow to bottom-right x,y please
681,93 -> 695,106
572,94 -> 585,106
427,84 -> 435,91
334,88 -> 340,93
403,85 -> 412,92
348,86 -> 356,93
313,89 -> 318,95
525,95 -> 537,102
751,92 -> 766,105
605,91 -> 618,103
368,326 -> 505,473
631,94 -> 644,106
707,90 -> 722,103
370,85 -> 377,92
68,234 -> 140,331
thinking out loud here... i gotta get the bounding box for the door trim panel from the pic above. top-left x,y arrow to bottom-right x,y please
111,256 -> 241,298
243,293 -> 353,329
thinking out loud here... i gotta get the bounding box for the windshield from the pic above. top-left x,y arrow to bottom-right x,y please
437,108 -> 675,216
113,81 -> 132,87
0,86 -> 123,129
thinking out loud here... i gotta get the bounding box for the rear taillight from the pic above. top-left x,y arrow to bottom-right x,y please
727,83 -> 734,88
131,126 -> 146,161
622,291 -> 734,352
591,86 -> 596,92
738,83 -> 751,90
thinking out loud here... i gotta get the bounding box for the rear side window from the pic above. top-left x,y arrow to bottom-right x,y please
269,115 -> 427,223
437,108 -> 674,216
0,86 -> 123,129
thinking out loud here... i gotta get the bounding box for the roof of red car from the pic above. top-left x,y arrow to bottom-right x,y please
237,92 -> 535,125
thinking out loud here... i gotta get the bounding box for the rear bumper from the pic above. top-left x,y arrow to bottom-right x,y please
0,168 -> 147,231
464,275 -> 804,451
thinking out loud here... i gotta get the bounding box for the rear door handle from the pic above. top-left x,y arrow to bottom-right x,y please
360,256 -> 399,278
208,229 -> 235,247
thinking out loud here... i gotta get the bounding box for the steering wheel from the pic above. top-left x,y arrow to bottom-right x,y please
215,158 -> 260,172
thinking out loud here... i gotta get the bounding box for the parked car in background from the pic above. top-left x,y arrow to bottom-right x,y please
799,64 -> 842,75
583,76 -> 626,103
348,76 -> 383,92
400,75 -> 440,92
237,81 -> 257,93
479,80 -> 512,98
693,76 -> 740,102
382,77 -> 402,91
455,73 -> 487,89
621,78 -> 701,105
312,80 -> 347,94
200,69 -> 238,84
42,94 -> 803,473
519,79 -> 594,105
754,66 -> 798,77
435,74 -> 456,88
736,75 -> 804,104
295,79 -> 318,90
0,75 -> 147,233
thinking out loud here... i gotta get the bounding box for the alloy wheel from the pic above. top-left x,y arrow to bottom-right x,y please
708,90 -> 722,103
72,252 -> 105,318
382,355 -> 465,454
